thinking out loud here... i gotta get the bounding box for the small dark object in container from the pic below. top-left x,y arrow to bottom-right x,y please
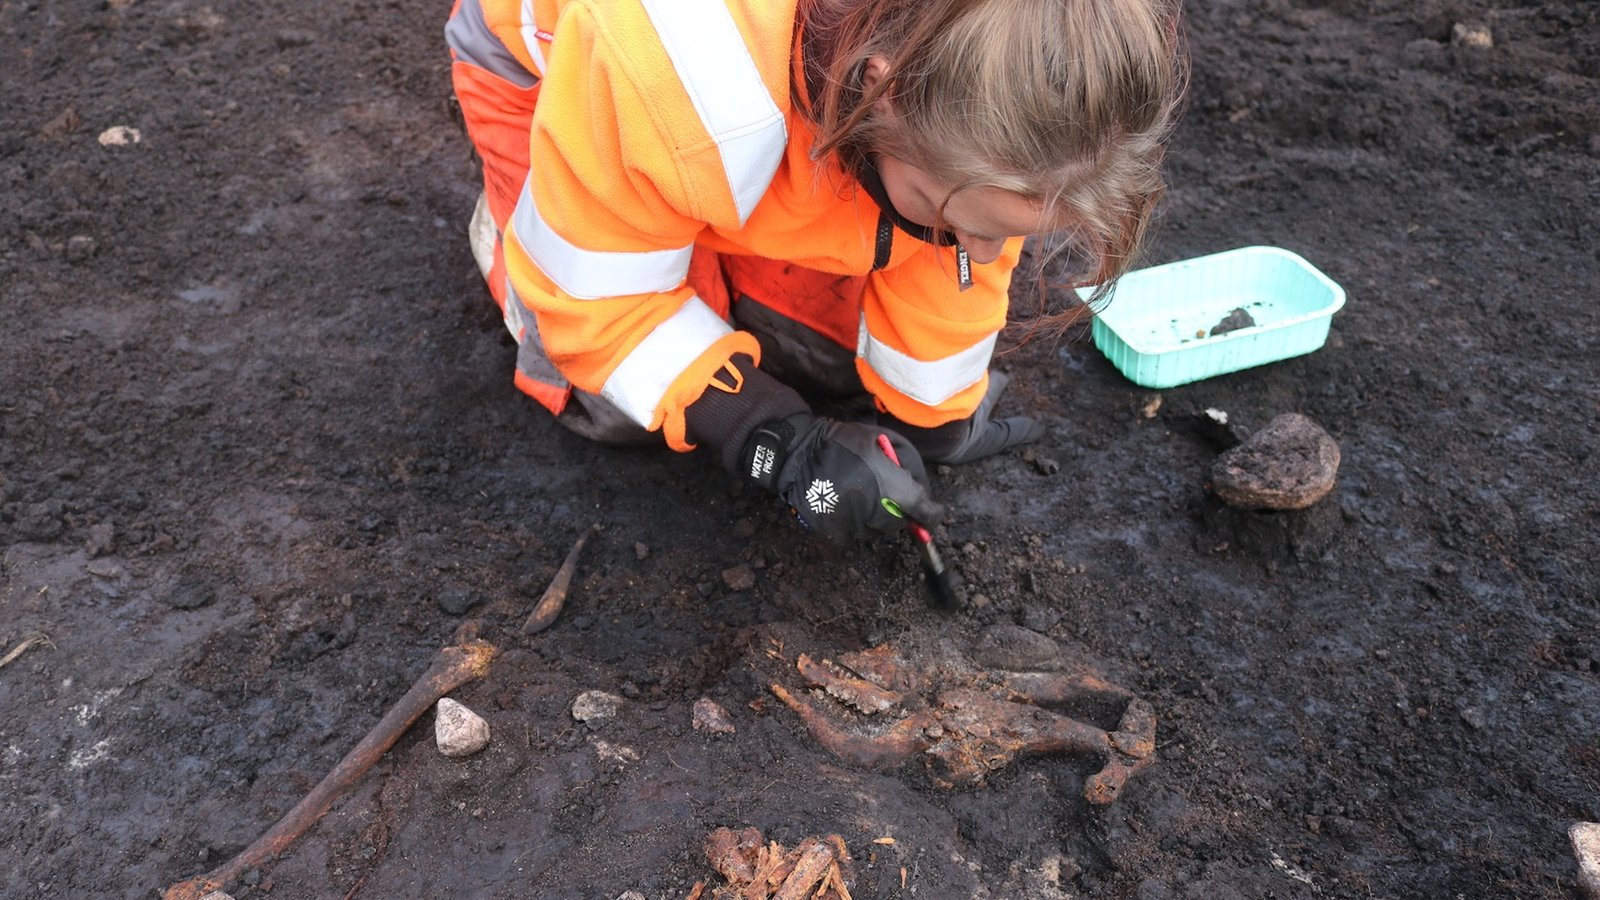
1209,307 -> 1256,336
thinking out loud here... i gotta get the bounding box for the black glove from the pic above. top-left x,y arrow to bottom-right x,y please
883,371 -> 1044,465
740,414 -> 944,542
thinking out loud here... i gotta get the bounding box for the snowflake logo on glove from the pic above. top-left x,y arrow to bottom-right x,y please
805,479 -> 838,515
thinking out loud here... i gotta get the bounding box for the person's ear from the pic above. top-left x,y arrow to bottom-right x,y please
862,55 -> 894,113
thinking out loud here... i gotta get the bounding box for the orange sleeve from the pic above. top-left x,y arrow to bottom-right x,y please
857,238 -> 1025,428
500,2 -> 763,447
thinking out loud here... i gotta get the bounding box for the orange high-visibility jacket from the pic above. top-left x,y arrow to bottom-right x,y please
449,0 -> 1023,450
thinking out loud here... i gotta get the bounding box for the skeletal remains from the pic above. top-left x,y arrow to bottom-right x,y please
768,630 -> 1156,804
162,525 -> 597,900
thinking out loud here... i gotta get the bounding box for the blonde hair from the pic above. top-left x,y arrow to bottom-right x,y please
800,0 -> 1187,328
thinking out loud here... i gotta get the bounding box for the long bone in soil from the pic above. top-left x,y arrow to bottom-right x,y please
161,637 -> 497,900
163,524 -> 598,900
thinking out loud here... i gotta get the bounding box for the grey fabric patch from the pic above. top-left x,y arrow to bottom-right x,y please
557,390 -> 662,446
445,0 -> 539,88
731,296 -> 864,398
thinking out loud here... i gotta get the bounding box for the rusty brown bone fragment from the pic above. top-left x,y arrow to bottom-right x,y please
772,646 -> 1157,805
796,653 -> 903,714
703,826 -> 855,899
161,638 -> 497,900
521,523 -> 599,634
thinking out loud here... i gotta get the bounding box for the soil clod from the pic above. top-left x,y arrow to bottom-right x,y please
1211,412 -> 1341,510
1209,307 -> 1256,336
692,697 -> 736,735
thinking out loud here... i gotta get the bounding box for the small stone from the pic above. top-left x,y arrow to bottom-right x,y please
1460,705 -> 1486,730
571,690 -> 623,724
971,623 -> 1065,672
733,518 -> 757,539
435,698 -> 491,757
614,893 -> 647,900
96,125 -> 141,146
1030,456 -> 1060,476
65,235 -> 97,262
1451,22 -> 1493,49
634,542 -> 649,560
1210,413 -> 1340,510
1209,307 -> 1256,336
436,584 -> 486,616
41,107 -> 81,139
692,697 -> 736,735
200,892 -> 237,900
594,740 -> 640,764
86,522 -> 115,557
721,564 -> 757,592
87,558 -> 124,579
1570,823 -> 1600,899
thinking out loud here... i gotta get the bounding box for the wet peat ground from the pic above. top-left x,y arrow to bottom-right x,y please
4,0 -> 1599,898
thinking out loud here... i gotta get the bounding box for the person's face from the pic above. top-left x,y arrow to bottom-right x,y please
862,56 -> 1067,265
874,155 -> 1059,265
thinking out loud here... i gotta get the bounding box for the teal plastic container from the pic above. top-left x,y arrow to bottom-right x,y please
1088,245 -> 1346,389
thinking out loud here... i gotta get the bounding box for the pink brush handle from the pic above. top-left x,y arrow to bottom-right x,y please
875,434 -> 933,543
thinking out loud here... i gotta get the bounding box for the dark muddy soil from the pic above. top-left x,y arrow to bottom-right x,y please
4,1 -> 1598,898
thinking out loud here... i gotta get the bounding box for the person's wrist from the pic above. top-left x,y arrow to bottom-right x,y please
683,355 -> 809,473
740,419 -> 792,491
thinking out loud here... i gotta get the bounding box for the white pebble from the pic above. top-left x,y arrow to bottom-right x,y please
1451,22 -> 1493,49
434,697 -> 490,758
97,126 -> 141,146
1572,823 -> 1600,899
593,740 -> 640,765
571,690 -> 623,724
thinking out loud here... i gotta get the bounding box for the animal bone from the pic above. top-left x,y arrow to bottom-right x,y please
162,638 -> 497,900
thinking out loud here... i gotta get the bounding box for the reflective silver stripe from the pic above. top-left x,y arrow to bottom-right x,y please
638,0 -> 786,225
601,298 -> 732,426
511,178 -> 693,300
856,316 -> 998,407
511,280 -> 570,391
446,0 -> 538,88
518,0 -> 547,75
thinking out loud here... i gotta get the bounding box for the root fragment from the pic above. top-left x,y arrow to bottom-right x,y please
0,632 -> 54,670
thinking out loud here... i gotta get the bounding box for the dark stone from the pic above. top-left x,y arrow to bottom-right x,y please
971,623 -> 1064,671
721,564 -> 757,592
436,583 -> 486,616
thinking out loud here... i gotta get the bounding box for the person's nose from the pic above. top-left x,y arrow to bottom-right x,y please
956,235 -> 1006,265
